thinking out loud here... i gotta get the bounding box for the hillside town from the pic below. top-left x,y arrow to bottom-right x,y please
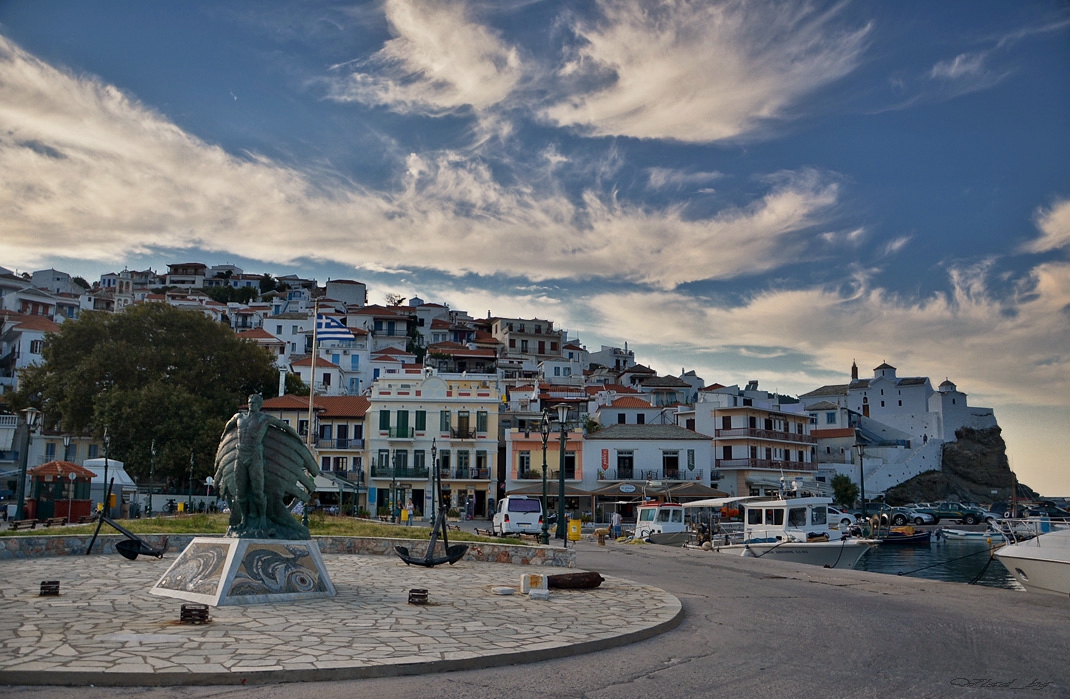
1,262 -> 1003,522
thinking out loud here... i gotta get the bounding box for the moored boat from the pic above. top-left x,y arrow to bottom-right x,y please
994,528 -> 1070,596
684,494 -> 877,569
879,526 -> 932,545
633,501 -> 689,545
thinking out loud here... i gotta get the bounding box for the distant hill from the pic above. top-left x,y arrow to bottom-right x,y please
884,427 -> 1034,505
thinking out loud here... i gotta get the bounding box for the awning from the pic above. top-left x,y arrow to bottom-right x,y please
314,473 -> 365,494
589,480 -> 728,499
504,482 -> 593,497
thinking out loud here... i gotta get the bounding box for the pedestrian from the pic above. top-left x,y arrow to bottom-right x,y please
611,510 -> 622,539
406,499 -> 414,526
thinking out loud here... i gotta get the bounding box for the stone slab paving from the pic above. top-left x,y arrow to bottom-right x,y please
0,553 -> 680,686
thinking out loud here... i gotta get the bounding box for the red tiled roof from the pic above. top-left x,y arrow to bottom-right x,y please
607,396 -> 655,408
29,461 -> 96,478
237,328 -> 280,340
4,313 -> 61,333
290,356 -> 340,368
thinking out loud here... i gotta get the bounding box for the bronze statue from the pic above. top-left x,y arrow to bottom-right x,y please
213,394 -> 320,539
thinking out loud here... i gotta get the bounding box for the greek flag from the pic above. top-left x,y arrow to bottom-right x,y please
316,314 -> 354,342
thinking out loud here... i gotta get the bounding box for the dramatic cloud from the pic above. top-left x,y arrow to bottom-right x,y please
1026,198 -> 1070,253
324,0 -> 523,114
542,0 -> 871,142
0,35 -> 838,289
584,260 -> 1070,408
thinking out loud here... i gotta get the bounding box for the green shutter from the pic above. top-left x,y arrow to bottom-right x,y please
440,410 -> 451,432
415,410 -> 426,431
379,410 -> 390,431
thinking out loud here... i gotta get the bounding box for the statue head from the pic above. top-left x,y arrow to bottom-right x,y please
248,394 -> 264,412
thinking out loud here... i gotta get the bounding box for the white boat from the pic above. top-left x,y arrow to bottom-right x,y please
684,494 -> 877,569
994,528 -> 1070,596
633,501 -> 690,546
939,528 -> 1006,542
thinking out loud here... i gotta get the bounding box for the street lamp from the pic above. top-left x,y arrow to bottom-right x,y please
148,439 -> 156,517
63,434 -> 72,462
539,410 -> 552,545
854,443 -> 867,520
430,438 -> 438,523
14,406 -> 40,521
103,425 -> 111,517
390,449 -> 398,523
555,403 -> 570,541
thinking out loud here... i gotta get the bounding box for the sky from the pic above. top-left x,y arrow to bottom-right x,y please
0,1 -> 1067,494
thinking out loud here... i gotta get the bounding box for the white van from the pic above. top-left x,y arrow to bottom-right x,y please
493,496 -> 543,535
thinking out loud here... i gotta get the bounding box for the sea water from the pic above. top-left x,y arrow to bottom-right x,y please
857,536 -> 1024,590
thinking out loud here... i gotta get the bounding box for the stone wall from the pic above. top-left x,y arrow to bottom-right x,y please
0,534 -> 575,567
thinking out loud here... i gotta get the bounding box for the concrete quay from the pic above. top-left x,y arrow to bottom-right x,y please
3,535 -> 1070,698
0,546 -> 679,687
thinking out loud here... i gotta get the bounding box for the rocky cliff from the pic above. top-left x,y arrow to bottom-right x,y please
884,427 -> 1028,505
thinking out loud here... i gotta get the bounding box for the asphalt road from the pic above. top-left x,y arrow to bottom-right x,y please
5,537 -> 1069,699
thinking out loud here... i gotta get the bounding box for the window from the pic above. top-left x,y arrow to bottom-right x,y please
298,419 -> 309,436
551,342 -> 558,351
320,424 -> 332,440
276,325 -> 283,334
662,450 -> 679,477
396,410 -> 409,436
898,400 -> 902,406
826,412 -> 836,424
554,366 -> 561,376
636,413 -> 645,424
476,450 -> 488,474
519,451 -> 531,477
30,340 -> 44,354
89,444 -> 99,459
476,410 -> 488,432
45,442 -> 56,460
321,456 -> 331,471
538,341 -> 545,354
413,450 -> 425,472
509,339 -> 516,348
880,401 -> 885,408
379,410 -> 391,431
617,413 -> 626,424
521,339 -> 528,353
788,508 -> 807,527
415,410 -> 426,431
457,450 -> 470,477
563,451 -> 576,478
333,457 -> 348,472
617,450 -> 634,479
440,410 -> 451,432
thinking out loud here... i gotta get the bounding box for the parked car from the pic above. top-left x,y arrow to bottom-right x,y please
925,501 -> 988,525
889,507 -> 935,526
827,506 -> 856,528
906,504 -> 942,524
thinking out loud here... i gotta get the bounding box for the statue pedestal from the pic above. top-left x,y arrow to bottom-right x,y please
150,537 -> 336,606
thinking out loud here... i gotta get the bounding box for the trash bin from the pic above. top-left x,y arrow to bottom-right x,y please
568,518 -> 582,541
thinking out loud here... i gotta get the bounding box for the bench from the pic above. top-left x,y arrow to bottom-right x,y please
77,514 -> 97,524
8,519 -> 37,531
43,517 -> 68,528
474,527 -> 494,537
446,523 -> 461,532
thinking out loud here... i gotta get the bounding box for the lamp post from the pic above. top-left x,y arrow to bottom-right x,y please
555,403 -> 570,541
103,426 -> 111,517
188,450 -> 194,512
390,449 -> 398,523
148,439 -> 156,517
14,406 -> 40,521
430,438 -> 438,523
63,434 -> 72,462
855,443 -> 867,520
538,410 -> 552,545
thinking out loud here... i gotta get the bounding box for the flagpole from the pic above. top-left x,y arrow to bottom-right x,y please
305,298 -> 319,526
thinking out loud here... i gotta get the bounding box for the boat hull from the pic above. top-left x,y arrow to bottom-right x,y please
709,539 -> 876,569
994,530 -> 1070,596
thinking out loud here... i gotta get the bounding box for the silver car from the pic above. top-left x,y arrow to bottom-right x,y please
890,507 -> 935,526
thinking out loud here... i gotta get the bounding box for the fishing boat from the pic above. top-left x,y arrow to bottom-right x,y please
633,501 -> 690,546
938,527 -> 1006,542
879,526 -> 932,545
684,493 -> 878,569
994,528 -> 1070,596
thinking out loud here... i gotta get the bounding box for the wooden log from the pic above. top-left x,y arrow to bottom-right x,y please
547,571 -> 604,589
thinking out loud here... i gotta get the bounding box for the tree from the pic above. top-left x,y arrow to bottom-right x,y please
13,303 -> 280,484
384,292 -> 406,306
258,274 -> 278,294
831,473 -> 859,508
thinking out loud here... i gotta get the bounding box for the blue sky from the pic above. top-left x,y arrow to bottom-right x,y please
1,1 -> 1067,494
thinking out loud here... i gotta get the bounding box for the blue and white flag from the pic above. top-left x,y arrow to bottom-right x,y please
316,314 -> 354,342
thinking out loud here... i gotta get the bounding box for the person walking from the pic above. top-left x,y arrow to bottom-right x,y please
406,499 -> 414,526
611,510 -> 622,539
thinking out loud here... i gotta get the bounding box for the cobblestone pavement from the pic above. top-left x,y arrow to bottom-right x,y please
0,552 -> 680,686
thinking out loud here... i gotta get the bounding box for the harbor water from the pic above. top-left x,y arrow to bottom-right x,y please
857,534 -> 1024,591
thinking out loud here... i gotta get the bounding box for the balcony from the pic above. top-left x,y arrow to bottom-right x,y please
450,428 -> 478,440
443,468 -> 491,480
716,458 -> 816,471
598,468 -> 704,481
715,427 -> 816,444
385,427 -> 415,439
371,465 -> 430,479
315,438 -> 364,450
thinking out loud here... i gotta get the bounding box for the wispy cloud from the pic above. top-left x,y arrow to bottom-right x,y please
0,34 -> 839,291
646,167 -> 724,191
322,0 -> 523,115
930,52 -> 987,80
541,0 -> 871,142
1025,198 -> 1070,253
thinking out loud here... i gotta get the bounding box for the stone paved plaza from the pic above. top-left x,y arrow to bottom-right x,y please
0,551 -> 681,686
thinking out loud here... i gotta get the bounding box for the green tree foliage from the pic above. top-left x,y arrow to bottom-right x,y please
14,303 -> 280,483
831,473 -> 860,508
203,285 -> 260,304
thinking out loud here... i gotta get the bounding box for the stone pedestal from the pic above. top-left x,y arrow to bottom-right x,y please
150,537 -> 335,606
